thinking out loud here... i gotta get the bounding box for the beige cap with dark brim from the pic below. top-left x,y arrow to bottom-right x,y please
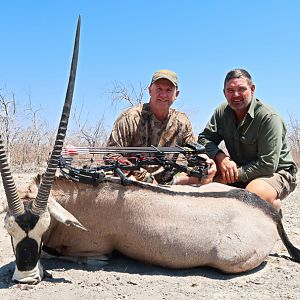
151,69 -> 178,87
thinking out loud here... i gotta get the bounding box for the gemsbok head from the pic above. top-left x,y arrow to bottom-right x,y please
1,16 -> 83,284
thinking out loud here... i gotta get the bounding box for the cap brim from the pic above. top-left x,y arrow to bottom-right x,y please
152,76 -> 177,86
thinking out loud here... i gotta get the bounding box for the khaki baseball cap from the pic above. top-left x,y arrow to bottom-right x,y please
151,69 -> 178,87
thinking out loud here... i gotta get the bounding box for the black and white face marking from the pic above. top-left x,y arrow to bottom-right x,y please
15,236 -> 41,271
4,204 -> 51,284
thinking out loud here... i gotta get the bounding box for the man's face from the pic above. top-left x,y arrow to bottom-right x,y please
149,78 -> 179,110
224,77 -> 255,114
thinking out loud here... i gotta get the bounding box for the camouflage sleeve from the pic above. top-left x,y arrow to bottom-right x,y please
179,113 -> 196,145
104,111 -> 150,182
184,117 -> 197,144
106,113 -> 135,147
104,113 -> 135,162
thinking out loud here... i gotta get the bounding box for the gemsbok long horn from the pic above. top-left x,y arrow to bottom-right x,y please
31,16 -> 81,216
0,138 -> 25,216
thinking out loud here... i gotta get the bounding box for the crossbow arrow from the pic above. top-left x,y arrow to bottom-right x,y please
59,143 -> 209,186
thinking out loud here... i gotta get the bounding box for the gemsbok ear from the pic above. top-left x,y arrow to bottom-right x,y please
48,197 -> 87,231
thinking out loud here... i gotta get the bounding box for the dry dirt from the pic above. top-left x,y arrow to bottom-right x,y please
0,172 -> 299,300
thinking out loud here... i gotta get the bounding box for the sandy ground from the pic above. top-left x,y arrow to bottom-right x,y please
0,172 -> 299,300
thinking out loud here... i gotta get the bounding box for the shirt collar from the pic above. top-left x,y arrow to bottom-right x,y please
247,95 -> 257,119
142,101 -> 172,123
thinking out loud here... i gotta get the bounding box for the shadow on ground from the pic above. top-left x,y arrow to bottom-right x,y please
0,251 -> 268,288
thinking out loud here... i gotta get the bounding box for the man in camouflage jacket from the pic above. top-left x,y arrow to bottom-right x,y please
106,69 -> 216,184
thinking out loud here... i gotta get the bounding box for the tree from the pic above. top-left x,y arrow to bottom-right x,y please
109,81 -> 147,109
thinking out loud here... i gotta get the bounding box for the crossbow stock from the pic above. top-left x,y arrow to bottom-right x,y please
59,143 -> 209,186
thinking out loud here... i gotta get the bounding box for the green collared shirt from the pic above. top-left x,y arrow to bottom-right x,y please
198,97 -> 297,182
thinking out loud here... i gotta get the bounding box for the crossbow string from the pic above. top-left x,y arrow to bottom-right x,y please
59,143 -> 209,186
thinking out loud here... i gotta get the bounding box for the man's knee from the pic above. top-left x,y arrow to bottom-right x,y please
246,179 -> 278,205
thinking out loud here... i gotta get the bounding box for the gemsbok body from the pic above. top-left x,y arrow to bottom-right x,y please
29,175 -> 300,273
1,17 -> 300,284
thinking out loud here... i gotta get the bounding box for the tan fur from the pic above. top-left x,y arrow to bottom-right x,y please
24,175 -> 280,274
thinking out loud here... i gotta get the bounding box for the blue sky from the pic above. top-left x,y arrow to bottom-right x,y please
1,1 -> 300,134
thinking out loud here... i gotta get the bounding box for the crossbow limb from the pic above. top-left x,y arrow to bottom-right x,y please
59,143 -> 209,186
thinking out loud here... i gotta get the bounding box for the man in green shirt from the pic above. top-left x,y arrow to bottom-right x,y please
199,69 -> 297,210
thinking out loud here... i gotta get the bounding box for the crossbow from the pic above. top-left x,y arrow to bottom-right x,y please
59,143 -> 209,186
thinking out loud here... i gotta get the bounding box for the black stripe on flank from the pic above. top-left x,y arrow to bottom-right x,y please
42,245 -> 63,256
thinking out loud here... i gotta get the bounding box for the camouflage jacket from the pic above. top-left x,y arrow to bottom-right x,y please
106,102 -> 196,182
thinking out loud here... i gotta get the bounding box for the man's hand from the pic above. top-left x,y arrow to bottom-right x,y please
199,154 -> 217,184
215,151 -> 238,184
174,154 -> 217,185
